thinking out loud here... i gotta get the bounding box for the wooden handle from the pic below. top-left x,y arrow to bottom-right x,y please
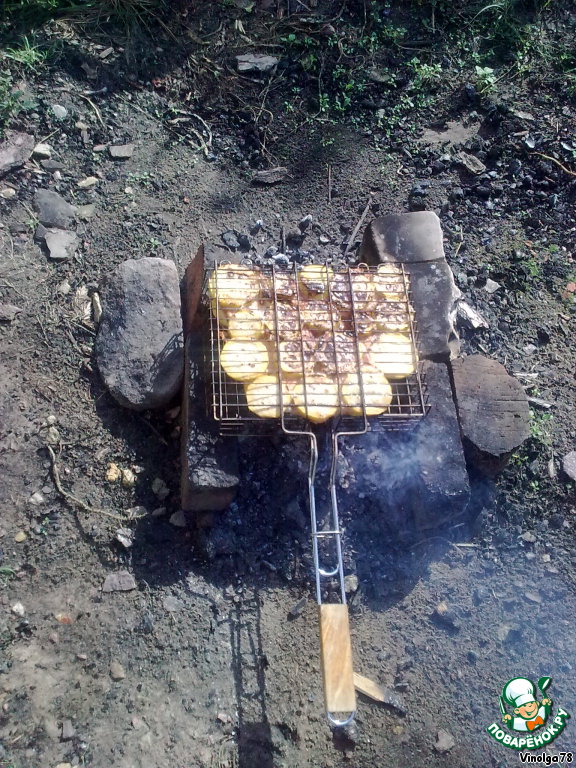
319,604 -> 356,714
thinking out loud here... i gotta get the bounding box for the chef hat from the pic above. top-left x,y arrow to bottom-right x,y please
503,678 -> 537,708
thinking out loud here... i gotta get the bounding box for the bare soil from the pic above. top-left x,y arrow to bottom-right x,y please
1,3 -> 576,766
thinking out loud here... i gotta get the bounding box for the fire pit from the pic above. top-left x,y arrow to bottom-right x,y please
204,259 -> 429,725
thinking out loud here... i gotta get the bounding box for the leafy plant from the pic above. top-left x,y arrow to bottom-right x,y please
475,64 -> 496,92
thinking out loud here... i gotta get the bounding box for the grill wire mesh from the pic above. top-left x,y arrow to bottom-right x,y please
205,260 -> 429,436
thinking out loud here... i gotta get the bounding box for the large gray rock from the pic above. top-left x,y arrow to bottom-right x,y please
96,258 -> 184,410
0,131 -> 34,177
34,189 -> 75,229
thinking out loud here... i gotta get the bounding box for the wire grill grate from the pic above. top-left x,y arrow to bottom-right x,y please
205,260 -> 429,436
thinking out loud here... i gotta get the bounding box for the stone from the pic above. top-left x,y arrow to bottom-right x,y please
236,53 -> 279,73
434,729 -> 455,753
454,151 -> 486,175
34,189 -> 75,228
61,719 -> 75,740
51,104 -> 68,119
152,477 -> 169,500
221,230 -> 240,249
0,131 -> 34,177
33,143 -> 52,159
106,463 -> 121,482
344,574 -> 359,594
76,203 -> 96,221
359,211 -> 445,263
115,528 -> 133,548
456,301 -> 489,330
251,167 -> 288,185
29,491 -> 45,505
169,509 -> 187,528
0,303 -> 22,322
109,144 -> 135,159
11,602 -> 25,616
45,229 -> 78,261
484,278 -> 501,294
95,258 -> 184,410
121,468 -> 135,487
102,571 -> 137,592
562,451 -> 576,481
0,187 -> 16,199
359,213 -> 460,359
40,159 -> 64,171
110,661 -> 126,680
451,355 -> 531,475
77,176 -> 99,188
14,531 -> 27,543
181,333 -> 240,512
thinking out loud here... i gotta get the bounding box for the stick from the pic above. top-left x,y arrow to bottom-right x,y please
47,445 -> 146,522
531,152 -> 576,177
344,196 -> 372,258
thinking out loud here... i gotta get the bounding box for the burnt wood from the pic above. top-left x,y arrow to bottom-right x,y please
450,354 -> 531,475
181,334 -> 240,512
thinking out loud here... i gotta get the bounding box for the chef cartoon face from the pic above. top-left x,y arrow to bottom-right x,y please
515,699 -> 539,720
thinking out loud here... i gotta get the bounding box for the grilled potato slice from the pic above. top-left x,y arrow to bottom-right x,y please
292,376 -> 339,423
350,271 -> 376,307
340,369 -> 393,417
374,263 -> 407,301
210,298 -> 230,327
208,264 -> 261,309
299,265 -> 333,299
244,375 -> 292,419
316,333 -> 367,375
273,272 -> 297,301
366,332 -> 415,379
278,335 -> 317,377
227,308 -> 265,340
300,300 -> 340,335
373,304 -> 411,333
220,340 -> 269,381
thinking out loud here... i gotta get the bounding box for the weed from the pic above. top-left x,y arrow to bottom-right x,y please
529,410 -> 553,446
475,64 -> 496,92
3,35 -> 53,71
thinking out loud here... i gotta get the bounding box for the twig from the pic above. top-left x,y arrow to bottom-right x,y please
328,163 -> 332,203
47,445 -> 146,522
76,92 -> 106,131
531,152 -> 576,177
344,196 -> 372,258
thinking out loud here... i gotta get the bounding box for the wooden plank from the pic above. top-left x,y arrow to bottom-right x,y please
318,604 -> 356,714
353,672 -> 387,702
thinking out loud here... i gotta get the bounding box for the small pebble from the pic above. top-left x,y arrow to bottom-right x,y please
0,188 -> 16,199
106,463 -> 121,483
33,142 -> 52,159
169,510 -> 187,528
77,176 -> 99,189
29,491 -> 45,506
46,426 -> 60,445
152,477 -> 169,500
51,104 -> 68,119
12,602 -> 25,616
14,531 -> 28,542
110,661 -> 126,680
121,468 -> 136,487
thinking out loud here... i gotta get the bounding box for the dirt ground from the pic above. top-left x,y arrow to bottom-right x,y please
1,3 -> 576,766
